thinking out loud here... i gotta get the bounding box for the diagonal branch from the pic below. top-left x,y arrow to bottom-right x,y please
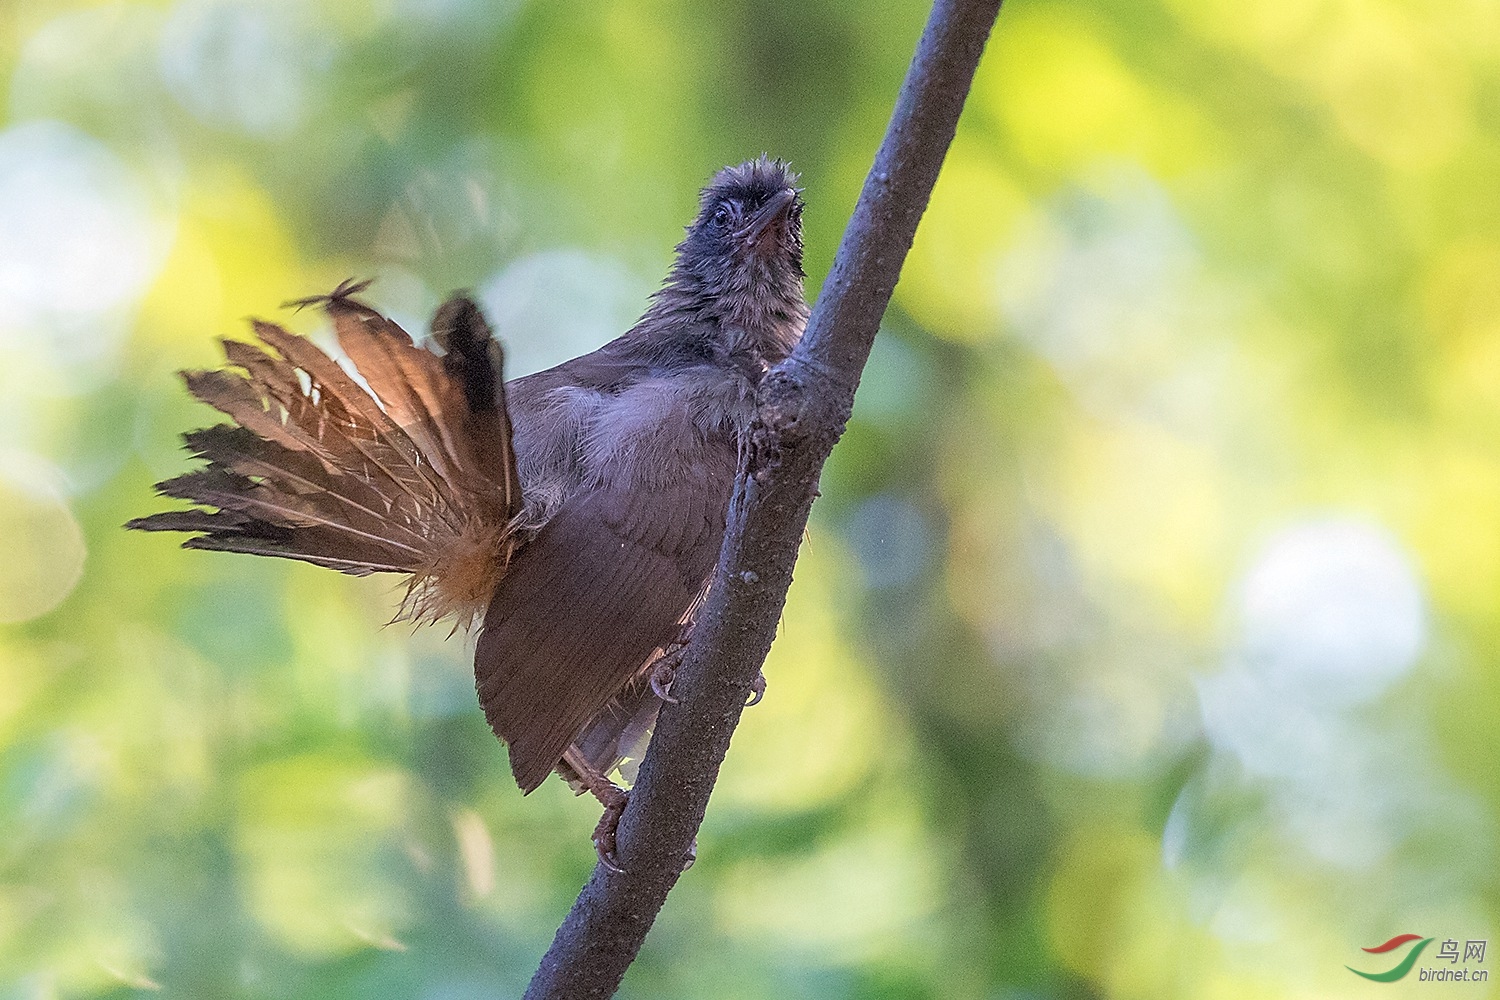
524,1 -> 1005,996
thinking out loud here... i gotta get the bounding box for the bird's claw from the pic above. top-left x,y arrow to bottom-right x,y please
590,790 -> 696,874
653,658 -> 762,708
650,658 -> 679,704
745,671 -> 766,707
649,645 -> 688,704
592,789 -> 629,874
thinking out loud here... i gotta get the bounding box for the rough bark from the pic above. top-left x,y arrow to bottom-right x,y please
524,1 -> 1005,996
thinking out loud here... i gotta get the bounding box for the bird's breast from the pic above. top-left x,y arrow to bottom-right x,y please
509,363 -> 753,527
580,370 -> 749,491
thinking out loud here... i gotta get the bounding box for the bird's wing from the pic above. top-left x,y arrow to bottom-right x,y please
474,444 -> 734,792
128,291 -> 522,626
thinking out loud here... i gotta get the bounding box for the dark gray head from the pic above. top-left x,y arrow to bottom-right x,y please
643,158 -> 808,363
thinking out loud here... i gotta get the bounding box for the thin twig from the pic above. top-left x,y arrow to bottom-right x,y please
524,1 -> 1004,995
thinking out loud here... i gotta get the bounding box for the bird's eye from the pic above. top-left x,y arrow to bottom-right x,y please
712,204 -> 732,227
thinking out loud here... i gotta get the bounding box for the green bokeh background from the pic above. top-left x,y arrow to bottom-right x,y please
1,0 -> 1497,997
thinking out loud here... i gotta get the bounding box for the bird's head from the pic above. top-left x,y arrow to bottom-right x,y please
653,158 -> 808,362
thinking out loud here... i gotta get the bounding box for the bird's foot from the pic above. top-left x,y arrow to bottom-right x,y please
591,785 -> 629,874
561,750 -> 634,873
746,671 -> 766,707
655,660 -> 764,707
587,783 -> 695,874
649,646 -> 687,704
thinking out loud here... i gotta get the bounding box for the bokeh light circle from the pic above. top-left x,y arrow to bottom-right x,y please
0,120 -> 164,351
1235,516 -> 1426,705
0,469 -> 86,623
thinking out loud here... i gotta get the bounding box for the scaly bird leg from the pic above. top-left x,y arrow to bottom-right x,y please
559,748 -> 630,873
561,746 -> 697,873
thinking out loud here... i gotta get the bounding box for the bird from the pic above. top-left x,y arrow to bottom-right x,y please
128,158 -> 808,866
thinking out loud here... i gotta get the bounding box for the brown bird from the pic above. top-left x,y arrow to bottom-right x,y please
128,158 -> 807,865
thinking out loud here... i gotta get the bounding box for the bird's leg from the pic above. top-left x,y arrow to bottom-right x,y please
590,786 -> 630,875
560,747 -> 696,873
746,671 -> 766,707
561,749 -> 630,873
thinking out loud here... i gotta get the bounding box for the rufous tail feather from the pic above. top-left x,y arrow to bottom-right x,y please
128,286 -> 522,627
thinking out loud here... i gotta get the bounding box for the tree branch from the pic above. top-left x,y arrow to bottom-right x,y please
524,1 -> 1004,996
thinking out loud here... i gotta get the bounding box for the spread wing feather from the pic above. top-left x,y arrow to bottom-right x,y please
128,290 -> 521,625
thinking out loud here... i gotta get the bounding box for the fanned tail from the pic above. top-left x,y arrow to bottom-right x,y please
128,285 -> 522,626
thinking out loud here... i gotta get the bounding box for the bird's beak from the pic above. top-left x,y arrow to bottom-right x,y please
738,188 -> 798,248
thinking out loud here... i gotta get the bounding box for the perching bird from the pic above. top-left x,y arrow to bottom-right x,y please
129,158 -> 807,865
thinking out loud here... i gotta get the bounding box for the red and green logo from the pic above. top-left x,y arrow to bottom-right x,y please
1348,934 -> 1434,982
